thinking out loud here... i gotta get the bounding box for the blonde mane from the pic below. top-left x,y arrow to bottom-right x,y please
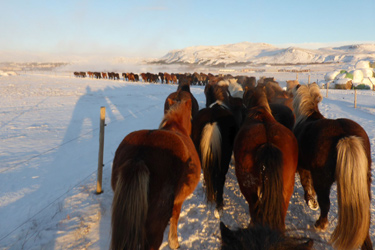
292,83 -> 322,126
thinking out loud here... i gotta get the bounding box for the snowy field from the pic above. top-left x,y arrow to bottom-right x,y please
0,71 -> 375,249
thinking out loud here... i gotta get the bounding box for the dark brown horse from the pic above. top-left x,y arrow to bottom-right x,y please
110,99 -> 201,250
292,83 -> 372,250
233,99 -> 298,231
192,83 -> 239,213
220,222 -> 314,250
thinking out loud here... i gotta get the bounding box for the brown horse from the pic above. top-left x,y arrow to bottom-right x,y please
233,97 -> 298,231
140,73 -> 148,82
110,99 -> 201,250
164,72 -> 172,84
292,83 -> 372,250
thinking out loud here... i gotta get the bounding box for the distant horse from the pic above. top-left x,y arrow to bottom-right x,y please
133,73 -> 139,82
113,73 -> 120,80
140,73 -> 148,82
102,72 -> 108,79
127,73 -> 136,82
243,86 -> 295,131
220,222 -> 314,250
164,72 -> 172,84
164,84 -> 199,119
191,83 -> 239,212
233,100 -> 298,231
292,83 -> 372,250
87,71 -> 93,78
171,74 -> 178,84
111,99 -> 201,250
159,72 -> 165,83
94,72 -> 101,79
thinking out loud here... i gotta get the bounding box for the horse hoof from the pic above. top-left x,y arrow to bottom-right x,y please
314,221 -> 328,232
168,240 -> 180,249
214,208 -> 223,219
308,199 -> 319,211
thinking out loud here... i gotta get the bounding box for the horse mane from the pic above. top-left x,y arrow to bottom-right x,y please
159,99 -> 192,135
292,83 -> 322,126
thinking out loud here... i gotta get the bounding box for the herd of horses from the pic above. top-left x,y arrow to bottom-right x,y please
109,74 -> 373,250
73,71 -> 244,85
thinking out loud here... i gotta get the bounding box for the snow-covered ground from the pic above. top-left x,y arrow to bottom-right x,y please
0,70 -> 374,249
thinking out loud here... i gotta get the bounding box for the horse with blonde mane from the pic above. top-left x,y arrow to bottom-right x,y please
110,99 -> 201,250
192,81 -> 240,212
292,83 -> 372,250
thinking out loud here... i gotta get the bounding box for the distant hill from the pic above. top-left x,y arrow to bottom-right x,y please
151,42 -> 375,66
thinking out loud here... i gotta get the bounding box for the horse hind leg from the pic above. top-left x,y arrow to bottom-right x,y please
314,185 -> 331,231
168,202 -> 183,249
297,168 -> 319,210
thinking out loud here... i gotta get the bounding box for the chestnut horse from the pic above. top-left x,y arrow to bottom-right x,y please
292,83 -> 372,250
110,99 -> 201,250
233,97 -> 298,231
191,83 -> 239,213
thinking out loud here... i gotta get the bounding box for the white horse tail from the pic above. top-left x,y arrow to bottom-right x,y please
331,136 -> 370,250
111,160 -> 150,250
200,122 -> 222,203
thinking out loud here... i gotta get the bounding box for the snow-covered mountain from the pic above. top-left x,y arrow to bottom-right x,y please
153,42 -> 375,66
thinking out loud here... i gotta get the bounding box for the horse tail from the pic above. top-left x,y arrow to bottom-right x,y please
200,122 -> 222,203
254,143 -> 285,231
331,136 -> 370,250
111,160 -> 150,250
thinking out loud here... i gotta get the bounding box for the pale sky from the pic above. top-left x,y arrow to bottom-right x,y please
1,0 -> 374,59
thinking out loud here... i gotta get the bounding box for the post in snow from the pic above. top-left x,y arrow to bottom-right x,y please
96,106 -> 106,194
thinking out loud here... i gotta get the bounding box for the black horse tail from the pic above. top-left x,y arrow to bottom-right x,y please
331,136 -> 370,250
110,159 -> 150,250
200,122 -> 222,204
254,143 -> 285,231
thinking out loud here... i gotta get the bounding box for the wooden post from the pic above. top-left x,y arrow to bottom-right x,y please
326,82 -> 329,98
354,89 -> 357,108
308,75 -> 311,84
296,73 -> 298,80
96,106 -> 106,194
